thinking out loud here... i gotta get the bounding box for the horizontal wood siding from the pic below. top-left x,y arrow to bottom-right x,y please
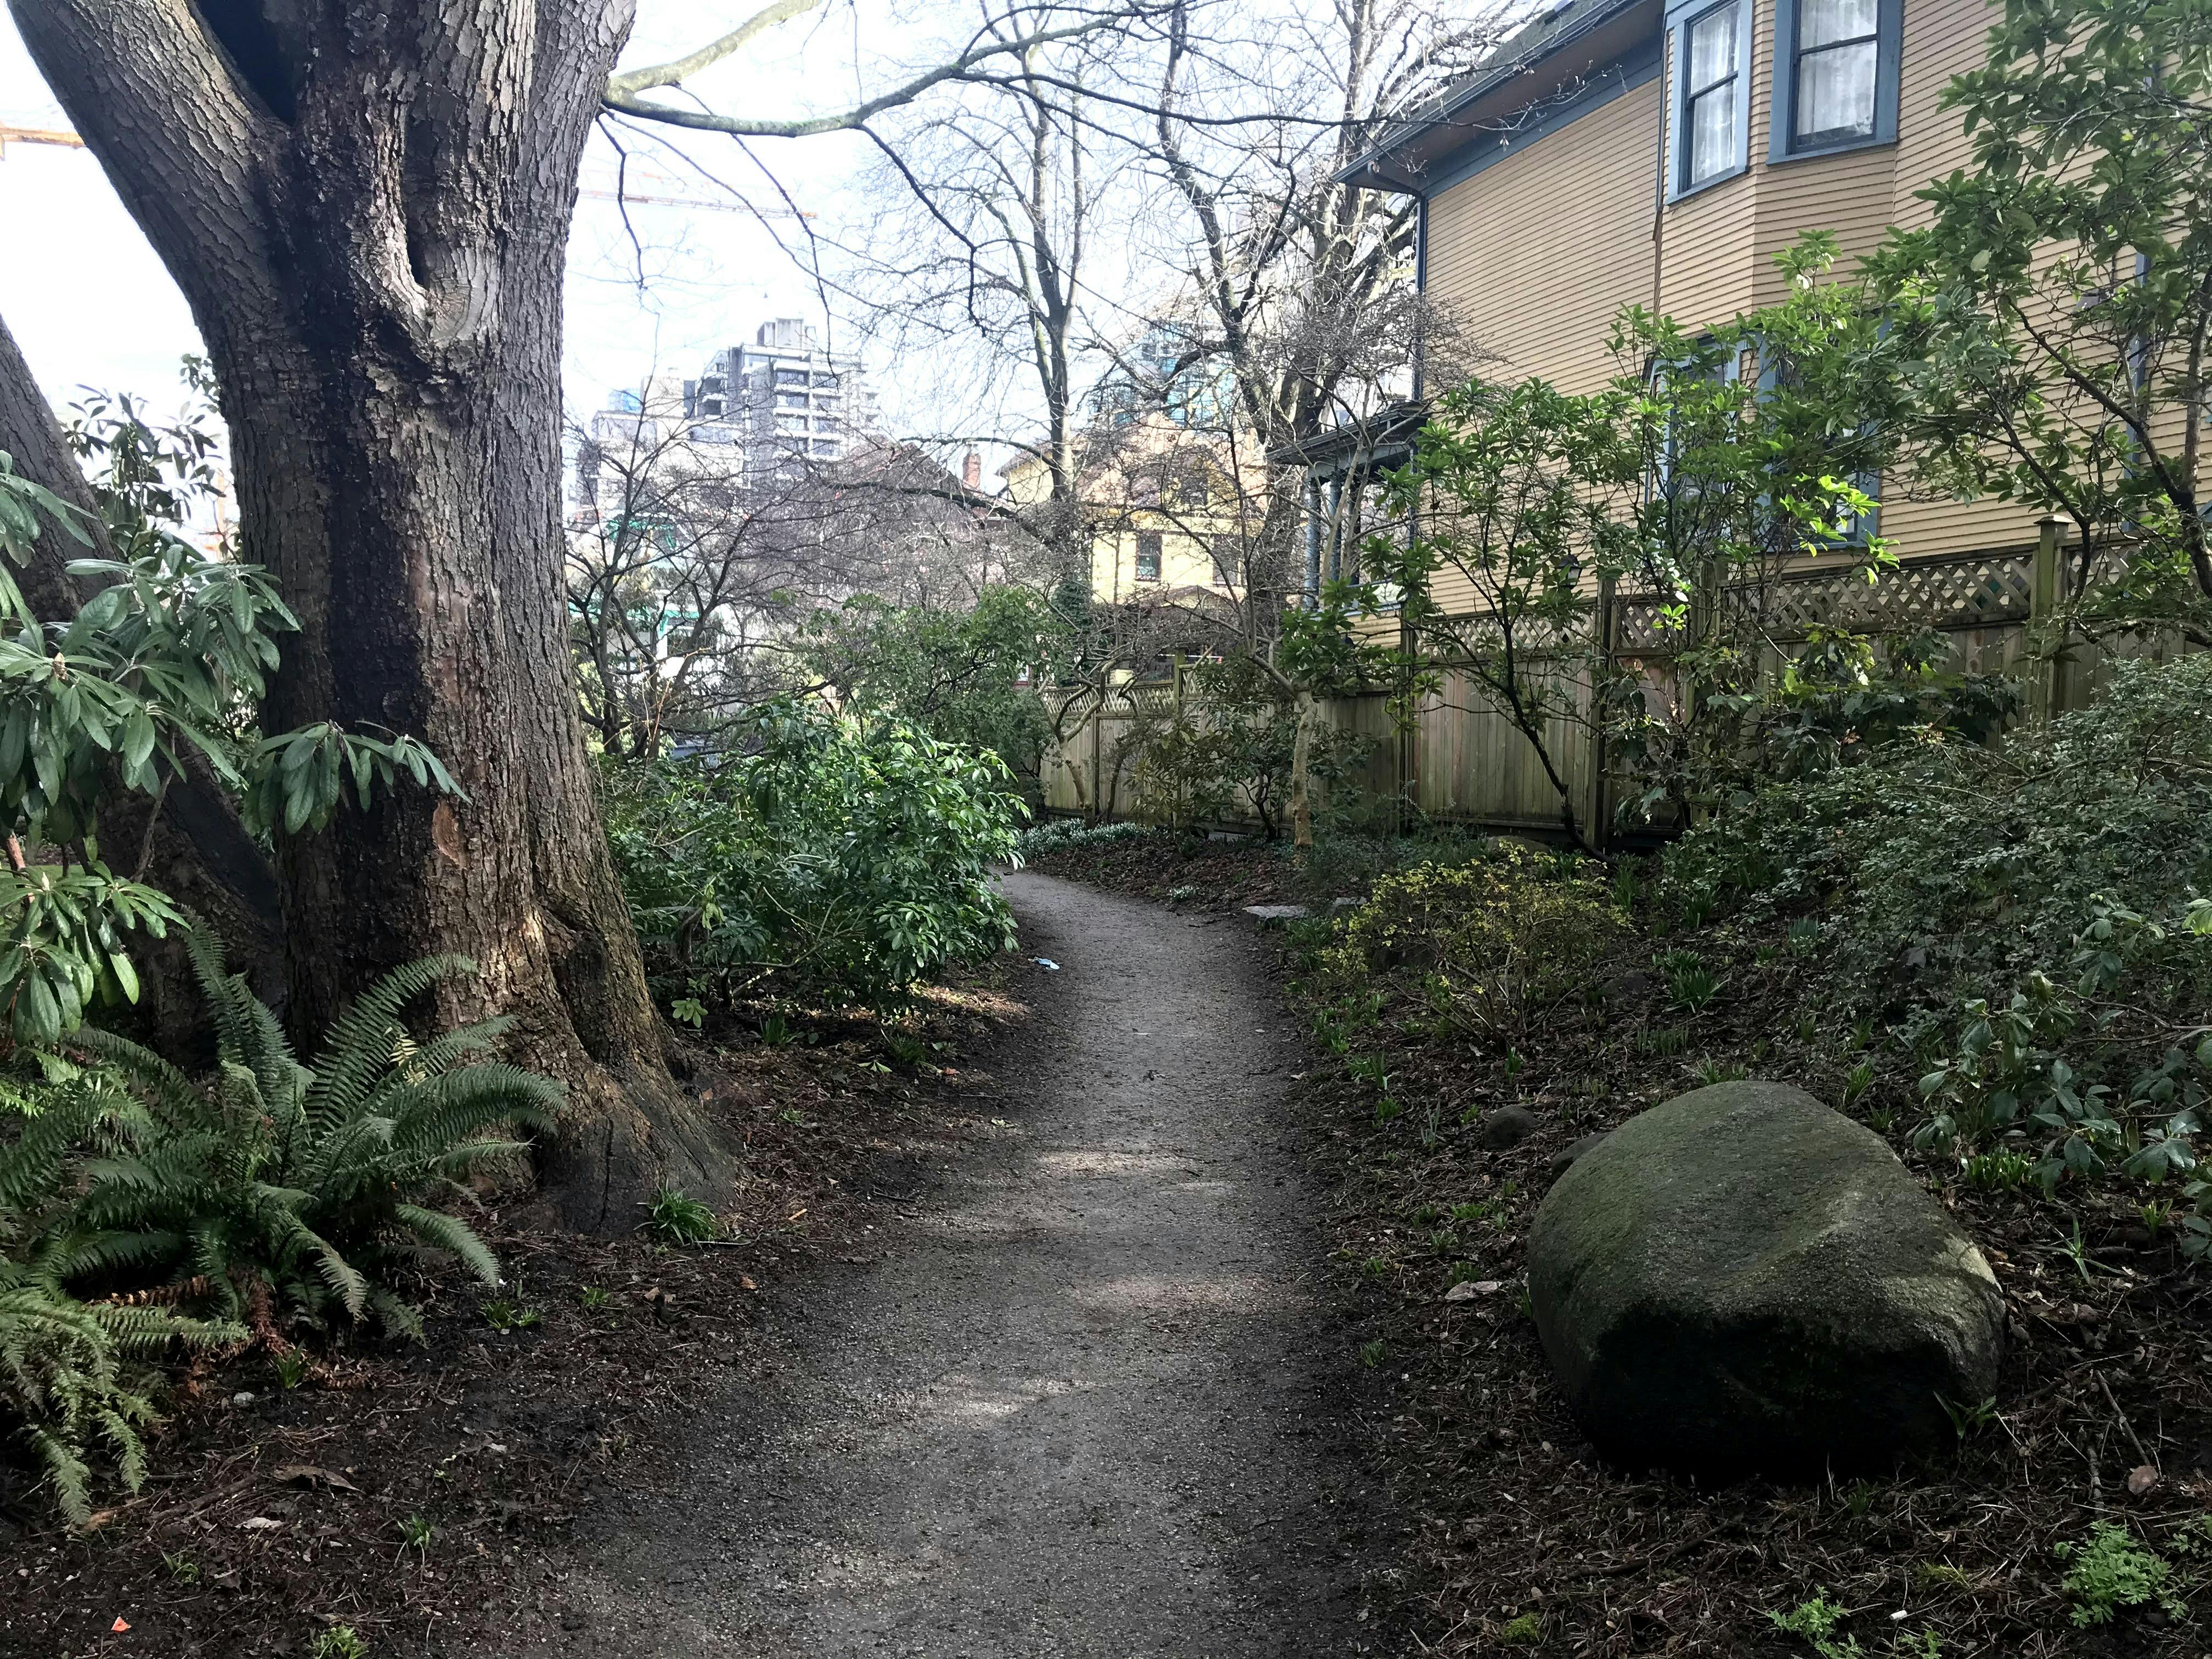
1655,14 -> 1760,330
1424,79 -> 1662,398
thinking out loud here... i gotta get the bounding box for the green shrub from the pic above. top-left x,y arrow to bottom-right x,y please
604,700 -> 1023,1011
1666,654 -> 2212,1247
0,1265 -> 229,1526
1661,653 -> 2212,1002
1014,817 -> 1158,857
31,938 -> 556,1339
1114,653 -> 1374,838
1311,843 -> 1629,1041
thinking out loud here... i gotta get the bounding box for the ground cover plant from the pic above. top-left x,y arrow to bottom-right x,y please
0,935 -> 560,1526
0,964 -> 1024,1656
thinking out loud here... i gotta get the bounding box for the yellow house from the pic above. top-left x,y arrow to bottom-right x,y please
1000,414 -> 1263,610
1333,0 -> 2037,573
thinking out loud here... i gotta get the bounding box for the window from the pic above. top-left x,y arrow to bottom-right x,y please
1772,0 -> 1900,160
1668,0 -> 1751,198
1135,533 -> 1163,583
1180,471 -> 1209,507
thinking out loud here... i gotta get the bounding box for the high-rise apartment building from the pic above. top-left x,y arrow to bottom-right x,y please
683,319 -> 876,478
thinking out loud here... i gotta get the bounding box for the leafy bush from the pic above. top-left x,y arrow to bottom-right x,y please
1114,654 -> 1374,838
12,937 -> 556,1339
0,1263 -> 229,1526
604,700 -> 1023,1011
0,409 -> 461,1047
1664,653 -> 2212,1247
1014,817 -> 1159,857
1309,843 -> 1630,1042
800,587 -> 1075,788
1662,653 -> 2212,1000
1611,624 -> 2018,827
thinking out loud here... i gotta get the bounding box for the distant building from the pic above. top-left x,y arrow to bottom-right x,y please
684,319 -> 878,479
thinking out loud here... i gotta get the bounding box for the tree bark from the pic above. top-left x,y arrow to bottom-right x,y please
0,309 -> 285,1054
10,0 -> 727,1228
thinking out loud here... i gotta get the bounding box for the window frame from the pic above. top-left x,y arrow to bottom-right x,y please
1768,0 -> 1902,165
1134,532 -> 1164,584
1666,0 -> 1754,201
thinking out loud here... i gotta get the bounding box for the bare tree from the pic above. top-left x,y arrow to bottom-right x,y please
569,401 -> 1013,758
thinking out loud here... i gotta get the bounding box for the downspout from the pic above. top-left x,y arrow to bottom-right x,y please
1651,22 -> 1669,318
1412,192 -> 1431,400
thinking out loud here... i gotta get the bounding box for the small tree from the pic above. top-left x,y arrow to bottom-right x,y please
802,586 -> 1078,790
1362,377 -> 1639,853
1865,0 -> 2212,642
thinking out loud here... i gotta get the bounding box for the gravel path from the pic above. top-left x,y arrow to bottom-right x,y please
534,870 -> 1366,1657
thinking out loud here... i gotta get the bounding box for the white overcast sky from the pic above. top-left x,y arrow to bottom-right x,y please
0,4 -> 886,431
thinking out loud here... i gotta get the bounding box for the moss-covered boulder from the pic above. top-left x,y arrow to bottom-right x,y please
1527,1081 -> 2003,1475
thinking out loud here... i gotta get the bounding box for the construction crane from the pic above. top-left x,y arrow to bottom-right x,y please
2,127 -> 808,220
0,122 -> 87,156
576,161 -> 811,218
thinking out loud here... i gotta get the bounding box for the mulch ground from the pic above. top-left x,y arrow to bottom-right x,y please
0,970 -> 1026,1659
1026,836 -> 2212,1659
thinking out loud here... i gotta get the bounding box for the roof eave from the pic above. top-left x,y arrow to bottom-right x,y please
1332,0 -> 1654,196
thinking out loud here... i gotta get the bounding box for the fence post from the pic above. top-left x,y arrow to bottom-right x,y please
1589,573 -> 1616,853
1088,698 -> 1105,822
2029,515 -> 2063,725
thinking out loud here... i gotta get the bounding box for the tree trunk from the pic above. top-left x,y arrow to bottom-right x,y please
1289,689 -> 1317,859
12,0 -> 727,1228
0,309 -> 285,1055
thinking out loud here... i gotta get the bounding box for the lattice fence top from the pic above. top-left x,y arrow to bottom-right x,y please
1613,551 -> 2034,654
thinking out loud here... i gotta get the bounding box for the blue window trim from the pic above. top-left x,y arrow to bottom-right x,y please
1768,0 -> 1903,165
1666,0 -> 1755,202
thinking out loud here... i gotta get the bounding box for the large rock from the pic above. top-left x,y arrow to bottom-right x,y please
1527,1081 -> 2003,1476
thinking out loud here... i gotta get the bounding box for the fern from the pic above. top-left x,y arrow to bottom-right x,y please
0,930 -> 563,1523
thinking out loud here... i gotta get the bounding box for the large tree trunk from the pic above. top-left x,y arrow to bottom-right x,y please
0,310 -> 285,1054
11,0 -> 728,1228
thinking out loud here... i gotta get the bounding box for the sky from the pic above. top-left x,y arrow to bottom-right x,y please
0,4 -> 886,433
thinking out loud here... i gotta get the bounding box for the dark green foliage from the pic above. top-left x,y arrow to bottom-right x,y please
0,936 -> 555,1522
0,1258 -> 229,1526
1662,654 -> 2212,1001
1610,625 -> 2019,826
800,587 -> 1076,788
25,935 -> 557,1336
603,699 -> 1023,1012
1664,653 -> 2212,1250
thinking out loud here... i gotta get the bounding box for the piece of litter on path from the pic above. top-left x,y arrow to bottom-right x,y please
1033,957 -> 1060,970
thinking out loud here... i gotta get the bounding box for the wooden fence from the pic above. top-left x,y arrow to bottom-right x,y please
1038,539 -> 2167,842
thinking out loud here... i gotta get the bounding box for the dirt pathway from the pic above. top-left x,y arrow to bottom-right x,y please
523,870 -> 1366,1657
